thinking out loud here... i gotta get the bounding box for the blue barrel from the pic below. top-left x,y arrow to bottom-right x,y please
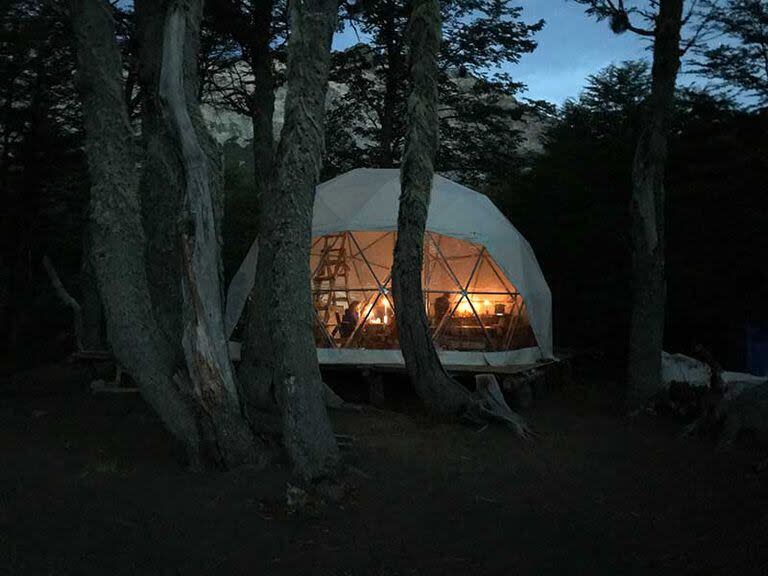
746,324 -> 768,376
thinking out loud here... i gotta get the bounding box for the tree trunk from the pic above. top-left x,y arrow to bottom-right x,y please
250,0 -> 275,201
379,0 -> 402,168
626,0 -> 683,410
389,0 -> 530,436
71,0 -> 265,469
239,0 -> 340,483
158,0 -> 261,469
391,0 -> 473,415
71,0 -> 203,461
135,0 -> 186,356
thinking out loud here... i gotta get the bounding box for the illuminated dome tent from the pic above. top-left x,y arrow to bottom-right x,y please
225,168 -> 553,366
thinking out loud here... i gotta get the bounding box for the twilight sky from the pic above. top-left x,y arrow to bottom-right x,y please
503,1 -> 653,104
334,1 -> 654,105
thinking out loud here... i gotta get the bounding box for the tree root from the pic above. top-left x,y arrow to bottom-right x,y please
469,374 -> 533,438
323,382 -> 365,412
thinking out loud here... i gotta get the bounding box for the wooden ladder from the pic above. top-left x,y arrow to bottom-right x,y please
313,233 -> 350,326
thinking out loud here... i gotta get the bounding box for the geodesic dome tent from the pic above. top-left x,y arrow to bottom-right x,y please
225,168 -> 553,366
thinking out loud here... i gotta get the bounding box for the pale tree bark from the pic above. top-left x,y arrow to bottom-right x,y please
159,0 -> 259,469
135,0 -> 226,355
391,0 -> 529,435
626,0 -> 684,410
239,0 -> 340,483
71,0 -> 265,469
134,0 -> 186,356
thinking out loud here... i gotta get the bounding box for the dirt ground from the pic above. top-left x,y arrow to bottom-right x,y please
1,364 -> 767,576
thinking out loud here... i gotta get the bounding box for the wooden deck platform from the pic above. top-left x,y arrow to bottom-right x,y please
320,360 -> 557,377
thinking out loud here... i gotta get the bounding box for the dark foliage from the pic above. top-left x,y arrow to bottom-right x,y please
200,0 -> 289,116
325,0 -> 544,182
695,0 -> 768,108
220,142 -> 258,283
490,61 -> 768,369
0,1 -> 89,367
665,90 -> 768,362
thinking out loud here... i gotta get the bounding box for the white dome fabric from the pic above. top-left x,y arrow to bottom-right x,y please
225,168 -> 553,363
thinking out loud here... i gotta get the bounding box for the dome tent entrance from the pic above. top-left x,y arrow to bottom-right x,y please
225,168 -> 553,366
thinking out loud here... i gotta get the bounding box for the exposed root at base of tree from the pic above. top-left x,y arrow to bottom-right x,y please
463,374 -> 533,438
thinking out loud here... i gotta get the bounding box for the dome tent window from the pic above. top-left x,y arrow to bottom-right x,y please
309,230 -> 535,353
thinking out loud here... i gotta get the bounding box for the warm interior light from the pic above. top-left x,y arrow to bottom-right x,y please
455,297 -> 504,318
456,298 -> 473,317
311,231 -> 526,351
